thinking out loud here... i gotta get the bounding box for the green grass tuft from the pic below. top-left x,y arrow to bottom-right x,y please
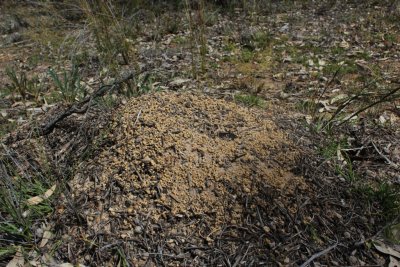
48,65 -> 87,104
356,183 -> 400,220
234,93 -> 266,108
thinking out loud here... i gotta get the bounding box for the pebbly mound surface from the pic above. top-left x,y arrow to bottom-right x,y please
65,92 -> 305,264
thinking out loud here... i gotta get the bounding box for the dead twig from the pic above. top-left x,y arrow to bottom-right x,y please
312,64 -> 343,118
133,109 -> 142,127
337,85 -> 400,127
300,242 -> 338,267
322,78 -> 382,130
40,72 -> 134,135
371,142 -> 400,170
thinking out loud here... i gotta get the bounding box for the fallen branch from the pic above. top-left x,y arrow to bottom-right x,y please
40,72 -> 134,135
300,242 -> 338,267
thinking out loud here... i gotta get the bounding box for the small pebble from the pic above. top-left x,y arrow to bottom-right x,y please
348,255 -> 358,265
134,226 -> 143,234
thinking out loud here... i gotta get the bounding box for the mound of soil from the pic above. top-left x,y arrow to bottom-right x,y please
62,92 -> 306,264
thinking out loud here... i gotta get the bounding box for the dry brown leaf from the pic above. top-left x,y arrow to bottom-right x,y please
339,40 -> 350,49
305,115 -> 312,124
389,256 -> 400,267
43,185 -> 56,199
26,184 -> 56,206
26,196 -> 44,205
373,240 -> 400,259
337,145 -> 346,163
6,247 -> 24,267
39,230 -> 53,248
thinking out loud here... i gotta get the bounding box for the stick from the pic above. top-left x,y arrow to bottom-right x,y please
337,86 -> 400,127
300,242 -> 338,267
40,72 -> 134,135
371,142 -> 399,170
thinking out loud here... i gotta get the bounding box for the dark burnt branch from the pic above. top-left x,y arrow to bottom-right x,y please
337,85 -> 400,127
40,72 -> 134,135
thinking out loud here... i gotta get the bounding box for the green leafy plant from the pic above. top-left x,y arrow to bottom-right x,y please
48,65 -> 86,104
135,73 -> 163,96
323,60 -> 358,76
0,120 -> 17,139
251,31 -> 272,50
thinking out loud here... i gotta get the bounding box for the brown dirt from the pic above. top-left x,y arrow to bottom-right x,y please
57,93 -> 307,266
69,92 -> 304,233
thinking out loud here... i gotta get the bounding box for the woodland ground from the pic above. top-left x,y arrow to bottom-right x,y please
0,1 -> 400,266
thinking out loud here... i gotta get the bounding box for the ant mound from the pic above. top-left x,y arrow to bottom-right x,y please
68,92 -> 305,258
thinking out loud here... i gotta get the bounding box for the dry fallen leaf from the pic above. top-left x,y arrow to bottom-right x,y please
26,185 -> 56,206
39,230 -> 53,248
389,256 -> 400,267
386,224 -> 400,244
6,247 -> 24,267
330,94 -> 348,104
22,210 -> 31,218
337,146 -> 345,163
27,196 -> 44,206
373,240 -> 400,259
339,40 -> 350,49
169,77 -> 191,87
305,115 -> 313,125
43,185 -> 57,199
